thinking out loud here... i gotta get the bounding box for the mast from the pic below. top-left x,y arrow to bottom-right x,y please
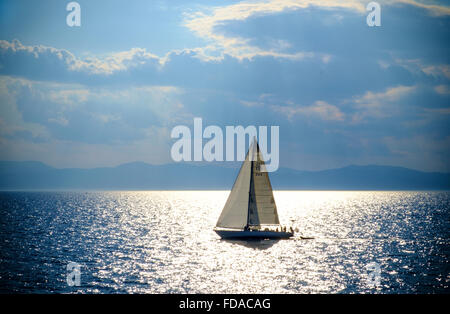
246,159 -> 254,229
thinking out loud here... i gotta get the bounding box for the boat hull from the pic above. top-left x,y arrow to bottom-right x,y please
214,229 -> 293,239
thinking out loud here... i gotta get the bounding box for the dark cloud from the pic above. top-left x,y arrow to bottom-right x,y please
0,1 -> 449,171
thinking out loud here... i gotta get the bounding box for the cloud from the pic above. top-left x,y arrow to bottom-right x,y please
0,1 -> 449,172
184,0 -> 450,61
271,100 -> 344,121
434,84 -> 450,95
424,107 -> 450,115
395,0 -> 450,16
356,85 -> 415,103
240,100 -> 264,107
184,0 -> 368,61
351,85 -> 416,121
422,64 -> 450,79
0,76 -> 51,141
48,89 -> 90,107
0,39 -> 162,78
48,116 -> 69,126
0,75 -> 186,144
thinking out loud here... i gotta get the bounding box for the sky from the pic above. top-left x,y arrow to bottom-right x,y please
0,0 -> 449,172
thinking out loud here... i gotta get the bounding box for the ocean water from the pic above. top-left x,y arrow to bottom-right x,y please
0,191 -> 448,294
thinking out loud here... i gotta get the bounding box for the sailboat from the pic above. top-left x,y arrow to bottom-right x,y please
214,138 -> 294,239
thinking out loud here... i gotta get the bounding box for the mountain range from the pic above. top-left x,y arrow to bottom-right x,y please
0,161 -> 449,190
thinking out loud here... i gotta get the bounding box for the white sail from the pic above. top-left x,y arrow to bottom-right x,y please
216,138 -> 280,229
215,147 -> 252,229
247,141 -> 280,226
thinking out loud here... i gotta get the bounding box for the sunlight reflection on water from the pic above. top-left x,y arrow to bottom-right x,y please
0,191 -> 448,293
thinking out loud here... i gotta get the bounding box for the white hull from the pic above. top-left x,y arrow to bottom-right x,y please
214,229 -> 293,239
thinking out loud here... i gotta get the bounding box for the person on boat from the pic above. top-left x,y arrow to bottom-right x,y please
290,226 -> 294,234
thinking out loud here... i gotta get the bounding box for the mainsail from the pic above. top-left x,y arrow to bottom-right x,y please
216,139 -> 280,229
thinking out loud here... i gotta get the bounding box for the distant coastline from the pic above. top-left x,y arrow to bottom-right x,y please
0,161 -> 449,191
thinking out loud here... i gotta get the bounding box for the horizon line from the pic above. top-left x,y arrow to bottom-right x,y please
0,159 -> 449,174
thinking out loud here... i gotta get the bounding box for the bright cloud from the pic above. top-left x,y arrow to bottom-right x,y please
184,0 -> 450,61
0,39 -> 162,76
184,0 -> 367,61
351,85 -> 416,121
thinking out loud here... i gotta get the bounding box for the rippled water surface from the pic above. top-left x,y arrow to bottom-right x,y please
0,191 -> 449,293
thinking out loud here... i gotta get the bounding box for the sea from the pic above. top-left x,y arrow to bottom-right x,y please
0,191 -> 448,293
